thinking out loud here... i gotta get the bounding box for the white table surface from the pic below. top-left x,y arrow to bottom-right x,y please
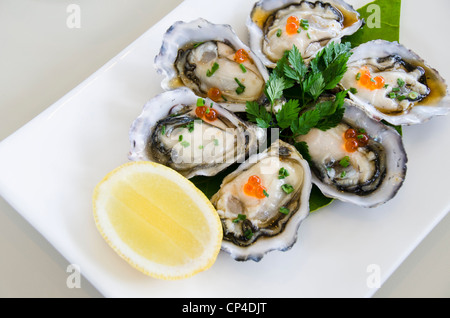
0,0 -> 448,298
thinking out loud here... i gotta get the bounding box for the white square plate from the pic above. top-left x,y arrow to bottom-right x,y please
0,0 -> 449,297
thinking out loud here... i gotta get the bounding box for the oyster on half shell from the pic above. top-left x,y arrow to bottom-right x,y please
129,88 -> 266,179
211,140 -> 312,261
247,0 -> 362,68
296,100 -> 407,208
154,18 -> 270,112
340,40 -> 450,125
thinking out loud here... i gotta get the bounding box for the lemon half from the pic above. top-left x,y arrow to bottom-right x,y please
93,161 -> 223,280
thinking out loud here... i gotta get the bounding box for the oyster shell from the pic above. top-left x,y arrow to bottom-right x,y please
211,140 -> 312,261
129,88 -> 266,179
154,18 -> 270,112
247,0 -> 363,68
296,100 -> 407,208
340,40 -> 450,125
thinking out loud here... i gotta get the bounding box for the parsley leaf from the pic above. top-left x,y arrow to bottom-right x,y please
272,42 -> 352,106
276,99 -> 300,129
310,42 -> 352,91
291,108 -> 321,136
303,72 -> 325,102
286,45 -> 308,82
246,43 -> 352,138
291,90 -> 348,136
294,141 -> 311,162
264,73 -> 286,106
315,90 -> 347,131
245,101 -> 272,128
316,107 -> 345,131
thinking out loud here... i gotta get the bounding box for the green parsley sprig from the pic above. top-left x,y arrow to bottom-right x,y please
246,42 -> 352,139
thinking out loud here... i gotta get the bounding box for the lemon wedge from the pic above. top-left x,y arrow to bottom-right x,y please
92,161 -> 223,280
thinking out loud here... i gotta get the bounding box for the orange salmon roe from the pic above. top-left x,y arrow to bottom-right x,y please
195,105 -> 217,121
195,106 -> 207,118
243,175 -> 268,199
357,66 -> 385,90
343,128 -> 370,153
234,49 -> 249,63
345,138 -> 359,153
285,15 -> 300,35
287,15 -> 300,25
207,87 -> 222,102
204,108 -> 218,121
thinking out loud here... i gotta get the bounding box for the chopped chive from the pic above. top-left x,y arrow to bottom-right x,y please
193,42 -> 204,48
408,91 -> 419,100
206,107 -> 210,114
392,87 -> 400,92
178,134 -> 183,142
161,125 -> 166,135
350,87 -> 358,94
358,128 -> 366,133
244,229 -> 253,240
197,98 -> 205,106
307,32 -> 311,39
281,184 -> 294,194
370,78 -> 376,83
276,29 -> 282,37
356,72 -> 361,80
279,207 -> 290,215
357,134 -> 364,139
397,78 -> 405,87
183,121 -> 195,133
239,63 -> 247,73
389,92 -> 397,99
221,95 -> 228,101
278,167 -> 290,179
263,189 -> 269,198
340,171 -> 347,178
213,139 -> 219,146
198,145 -> 204,149
232,214 -> 246,223
234,78 -> 246,95
384,84 -> 389,89
300,19 -> 309,30
397,95 -> 407,101
339,156 -> 350,168
206,62 -> 219,77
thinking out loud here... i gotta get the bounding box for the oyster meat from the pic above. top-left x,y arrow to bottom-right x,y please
340,40 -> 450,125
129,88 -> 266,179
247,0 -> 362,68
296,101 -> 407,208
211,140 -> 312,261
154,18 -> 270,112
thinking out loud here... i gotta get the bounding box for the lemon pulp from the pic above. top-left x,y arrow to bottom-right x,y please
93,161 -> 222,279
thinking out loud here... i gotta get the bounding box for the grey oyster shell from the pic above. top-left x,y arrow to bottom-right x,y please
211,140 -> 312,261
296,100 -> 407,208
154,18 -> 270,112
340,40 -> 450,126
129,87 -> 266,179
247,0 -> 363,68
